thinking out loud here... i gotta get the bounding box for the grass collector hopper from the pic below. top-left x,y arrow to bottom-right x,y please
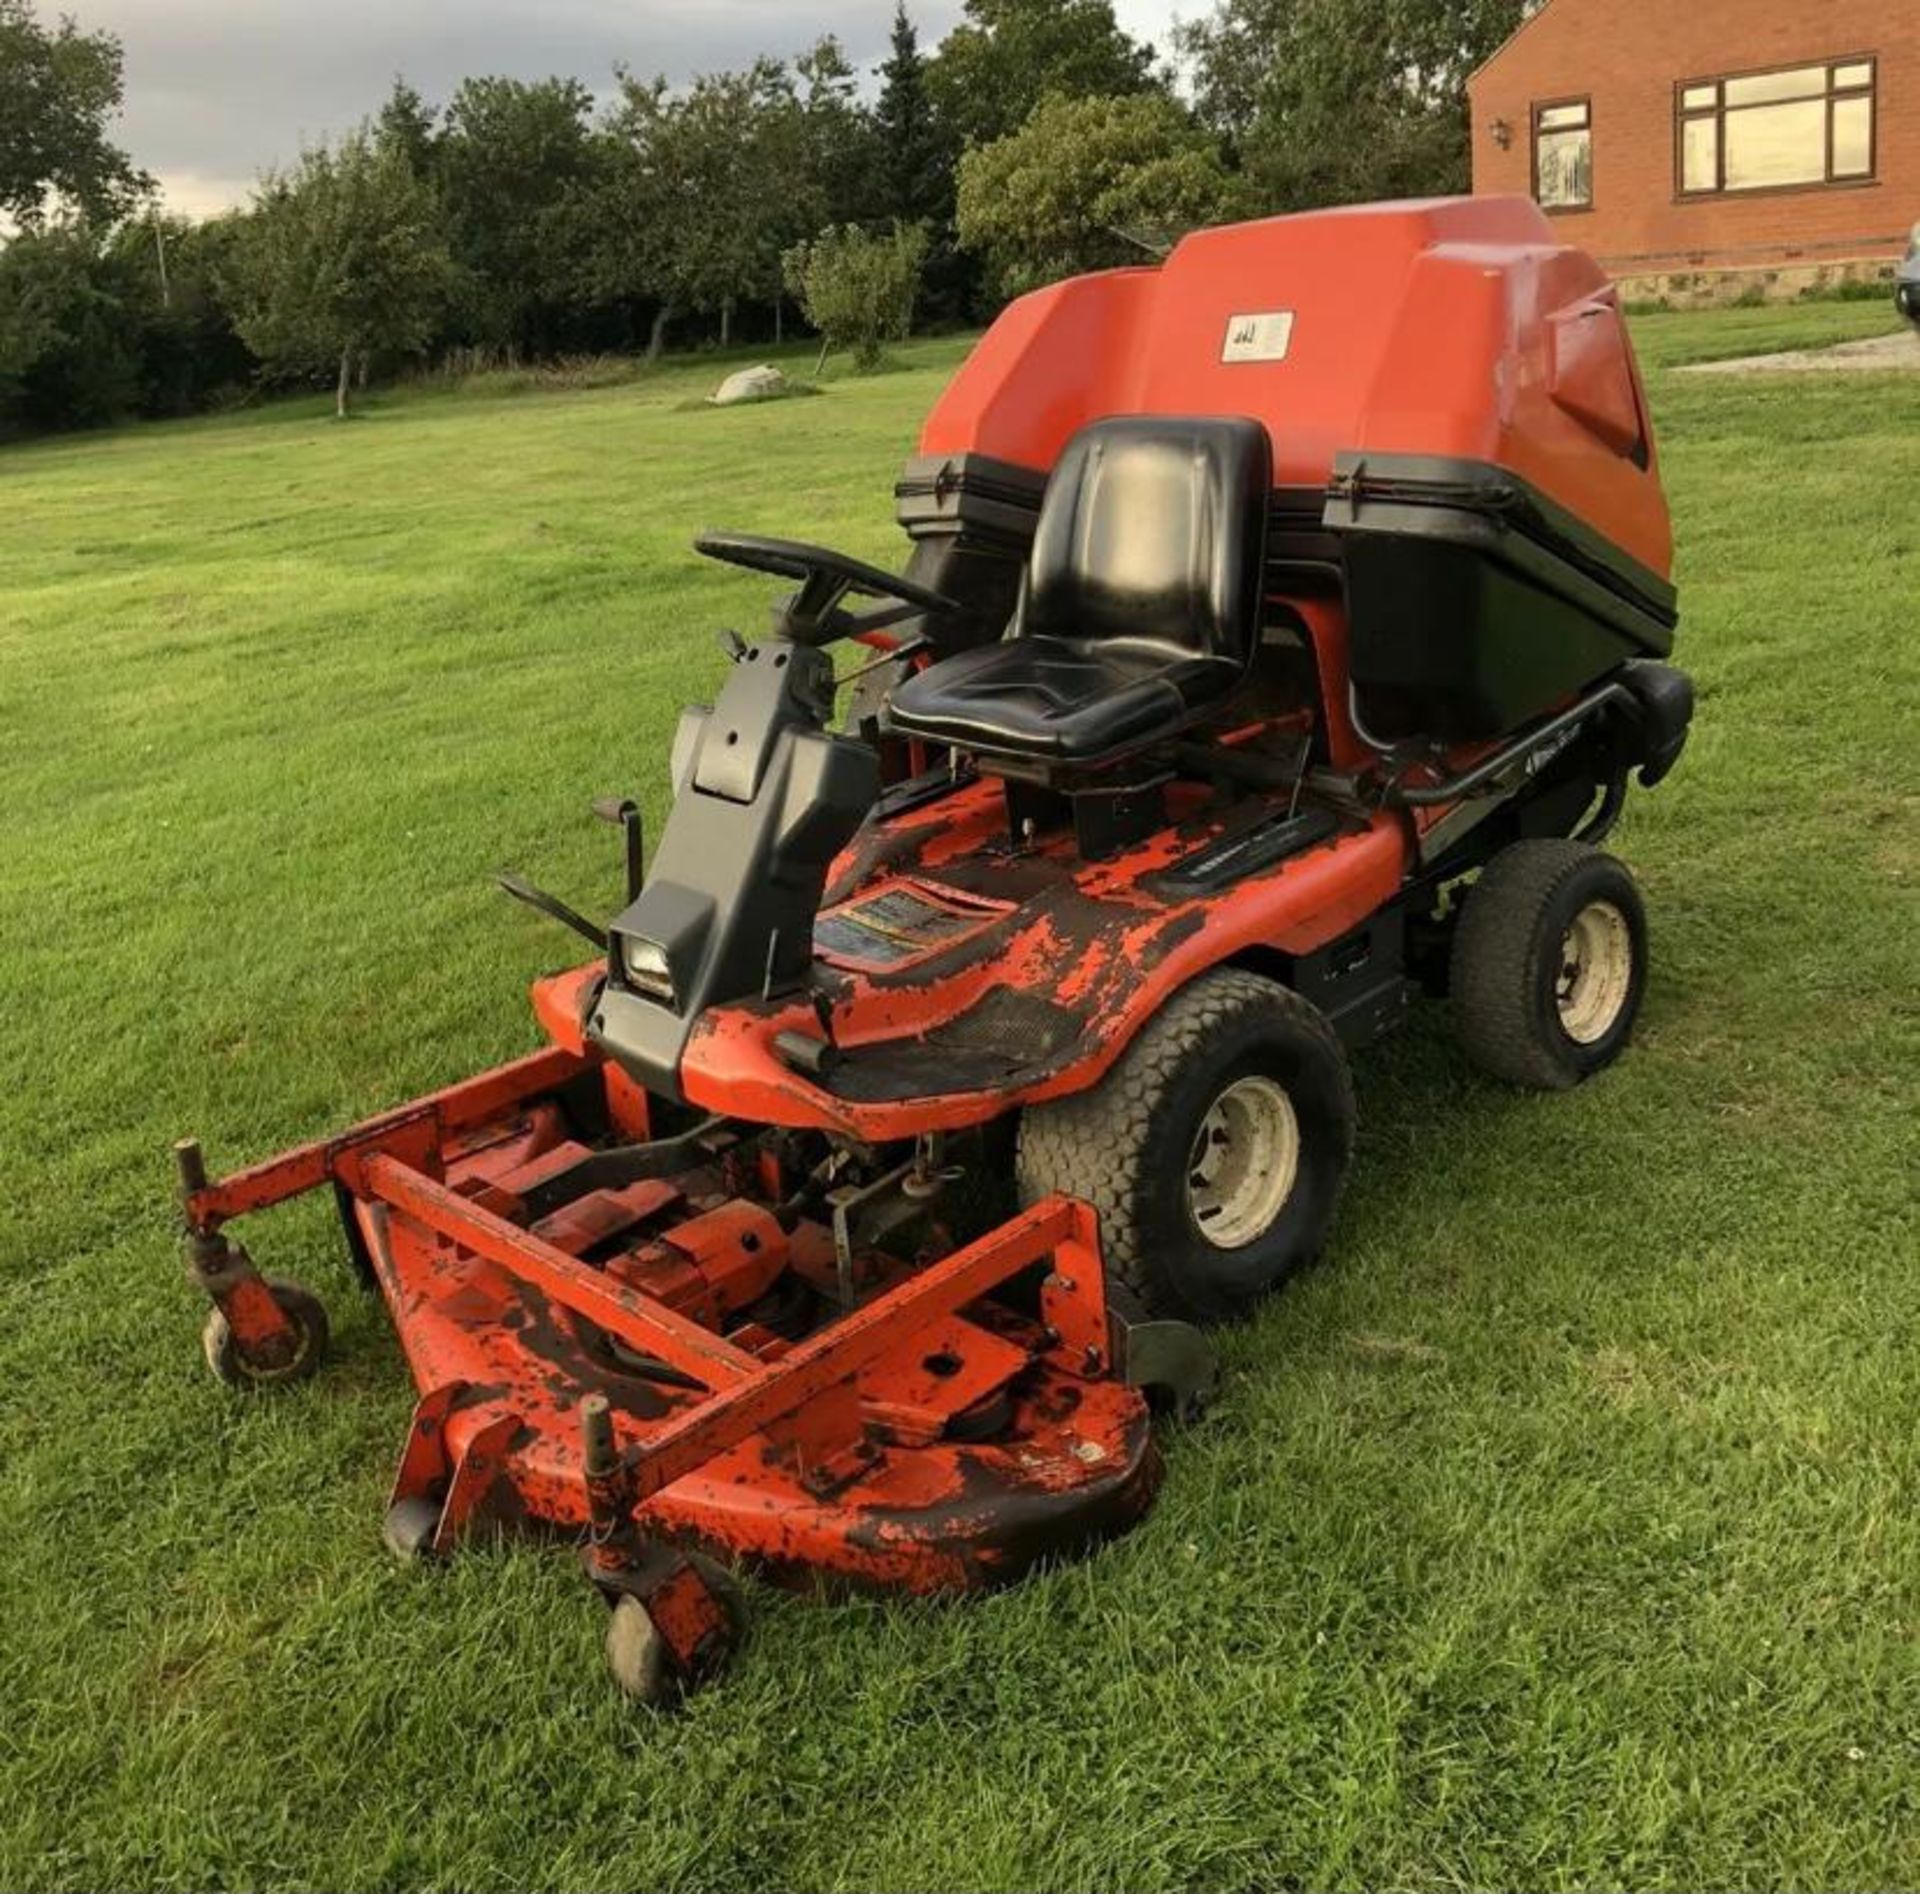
176,195 -> 1694,1705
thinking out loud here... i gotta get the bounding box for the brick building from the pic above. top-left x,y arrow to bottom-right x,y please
1468,0 -> 1917,295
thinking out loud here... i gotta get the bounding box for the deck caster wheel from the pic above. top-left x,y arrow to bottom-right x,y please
602,1552 -> 746,1708
201,1277 -> 330,1389
381,1496 -> 444,1563
605,1595 -> 674,1706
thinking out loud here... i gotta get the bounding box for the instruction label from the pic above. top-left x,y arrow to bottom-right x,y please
1221,311 -> 1295,363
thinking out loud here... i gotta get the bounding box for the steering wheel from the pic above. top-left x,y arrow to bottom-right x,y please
695,530 -> 958,648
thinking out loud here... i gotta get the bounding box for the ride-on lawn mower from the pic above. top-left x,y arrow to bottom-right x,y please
177,197 -> 1693,1705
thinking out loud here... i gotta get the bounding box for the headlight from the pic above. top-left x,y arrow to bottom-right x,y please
620,935 -> 676,1005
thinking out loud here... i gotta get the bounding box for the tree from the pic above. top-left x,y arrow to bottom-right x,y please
374,76 -> 439,181
783,222 -> 928,370
875,5 -> 952,227
437,76 -> 600,358
927,0 -> 1163,151
0,228 -> 71,409
792,38 -> 880,240
1177,0 -> 1529,209
113,212 -> 255,416
956,92 -> 1239,298
1,213 -> 252,437
0,222 -> 141,429
0,0 -> 147,225
221,132 -> 452,416
592,60 -> 810,357
874,4 -> 970,322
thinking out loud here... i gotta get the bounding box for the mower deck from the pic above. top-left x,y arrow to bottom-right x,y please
178,1024 -> 1162,1697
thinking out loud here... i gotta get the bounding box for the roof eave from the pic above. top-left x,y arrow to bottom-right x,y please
1469,0 -> 1567,88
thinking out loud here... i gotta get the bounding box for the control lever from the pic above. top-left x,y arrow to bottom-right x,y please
772,988 -> 842,1079
591,795 -> 645,904
495,872 -> 604,947
839,636 -> 931,688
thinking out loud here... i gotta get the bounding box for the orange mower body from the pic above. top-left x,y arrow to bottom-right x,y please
178,198 -> 1692,1704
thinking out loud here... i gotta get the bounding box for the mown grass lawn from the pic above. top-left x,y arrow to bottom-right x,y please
1,301 -> 1915,1892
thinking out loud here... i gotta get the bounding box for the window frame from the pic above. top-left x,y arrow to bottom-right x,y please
1531,93 -> 1594,214
1673,54 -> 1878,201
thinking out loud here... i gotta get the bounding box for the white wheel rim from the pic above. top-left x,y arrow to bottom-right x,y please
1556,898 -> 1634,1044
1186,1074 -> 1300,1249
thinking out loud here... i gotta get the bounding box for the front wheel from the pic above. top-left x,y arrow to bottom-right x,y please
201,1276 -> 330,1389
1449,839 -> 1647,1090
1017,969 -> 1356,1325
603,1553 -> 747,1708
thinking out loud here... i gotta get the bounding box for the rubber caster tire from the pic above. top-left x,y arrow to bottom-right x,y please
605,1595 -> 674,1706
382,1496 -> 444,1563
1017,968 -> 1355,1326
603,1553 -> 746,1708
201,1277 -> 330,1389
1450,840 -> 1647,1091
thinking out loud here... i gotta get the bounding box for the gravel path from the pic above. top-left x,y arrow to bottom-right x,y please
1680,329 -> 1920,374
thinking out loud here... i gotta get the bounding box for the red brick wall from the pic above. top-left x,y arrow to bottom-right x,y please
1468,0 -> 1917,270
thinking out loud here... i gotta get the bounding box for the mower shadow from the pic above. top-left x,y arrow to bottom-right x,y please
1216,990 -> 1607,1380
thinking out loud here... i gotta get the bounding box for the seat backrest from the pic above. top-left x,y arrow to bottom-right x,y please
1020,415 -> 1273,663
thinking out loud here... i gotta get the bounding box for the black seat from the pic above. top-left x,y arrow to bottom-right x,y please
886,415 -> 1272,766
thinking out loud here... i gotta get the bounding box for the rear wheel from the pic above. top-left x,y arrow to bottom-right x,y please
1017,969 -> 1355,1325
1449,839 -> 1647,1090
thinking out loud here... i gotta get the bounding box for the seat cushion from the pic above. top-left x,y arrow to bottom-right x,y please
887,414 -> 1272,766
887,633 -> 1243,764
1023,416 -> 1272,661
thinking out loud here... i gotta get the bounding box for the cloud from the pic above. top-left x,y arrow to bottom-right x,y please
98,1 -> 957,213
86,0 -> 1178,216
149,169 -> 254,219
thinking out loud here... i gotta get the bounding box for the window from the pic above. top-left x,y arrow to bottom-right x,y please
1677,58 -> 1876,196
1533,98 -> 1592,211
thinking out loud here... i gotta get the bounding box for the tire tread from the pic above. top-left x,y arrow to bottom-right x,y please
1017,969 -> 1353,1314
1450,838 -> 1621,1091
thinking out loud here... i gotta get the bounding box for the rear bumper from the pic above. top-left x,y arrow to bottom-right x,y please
1617,658 -> 1694,788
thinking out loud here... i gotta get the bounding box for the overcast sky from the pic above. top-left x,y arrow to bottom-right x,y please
82,1 -> 1188,217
